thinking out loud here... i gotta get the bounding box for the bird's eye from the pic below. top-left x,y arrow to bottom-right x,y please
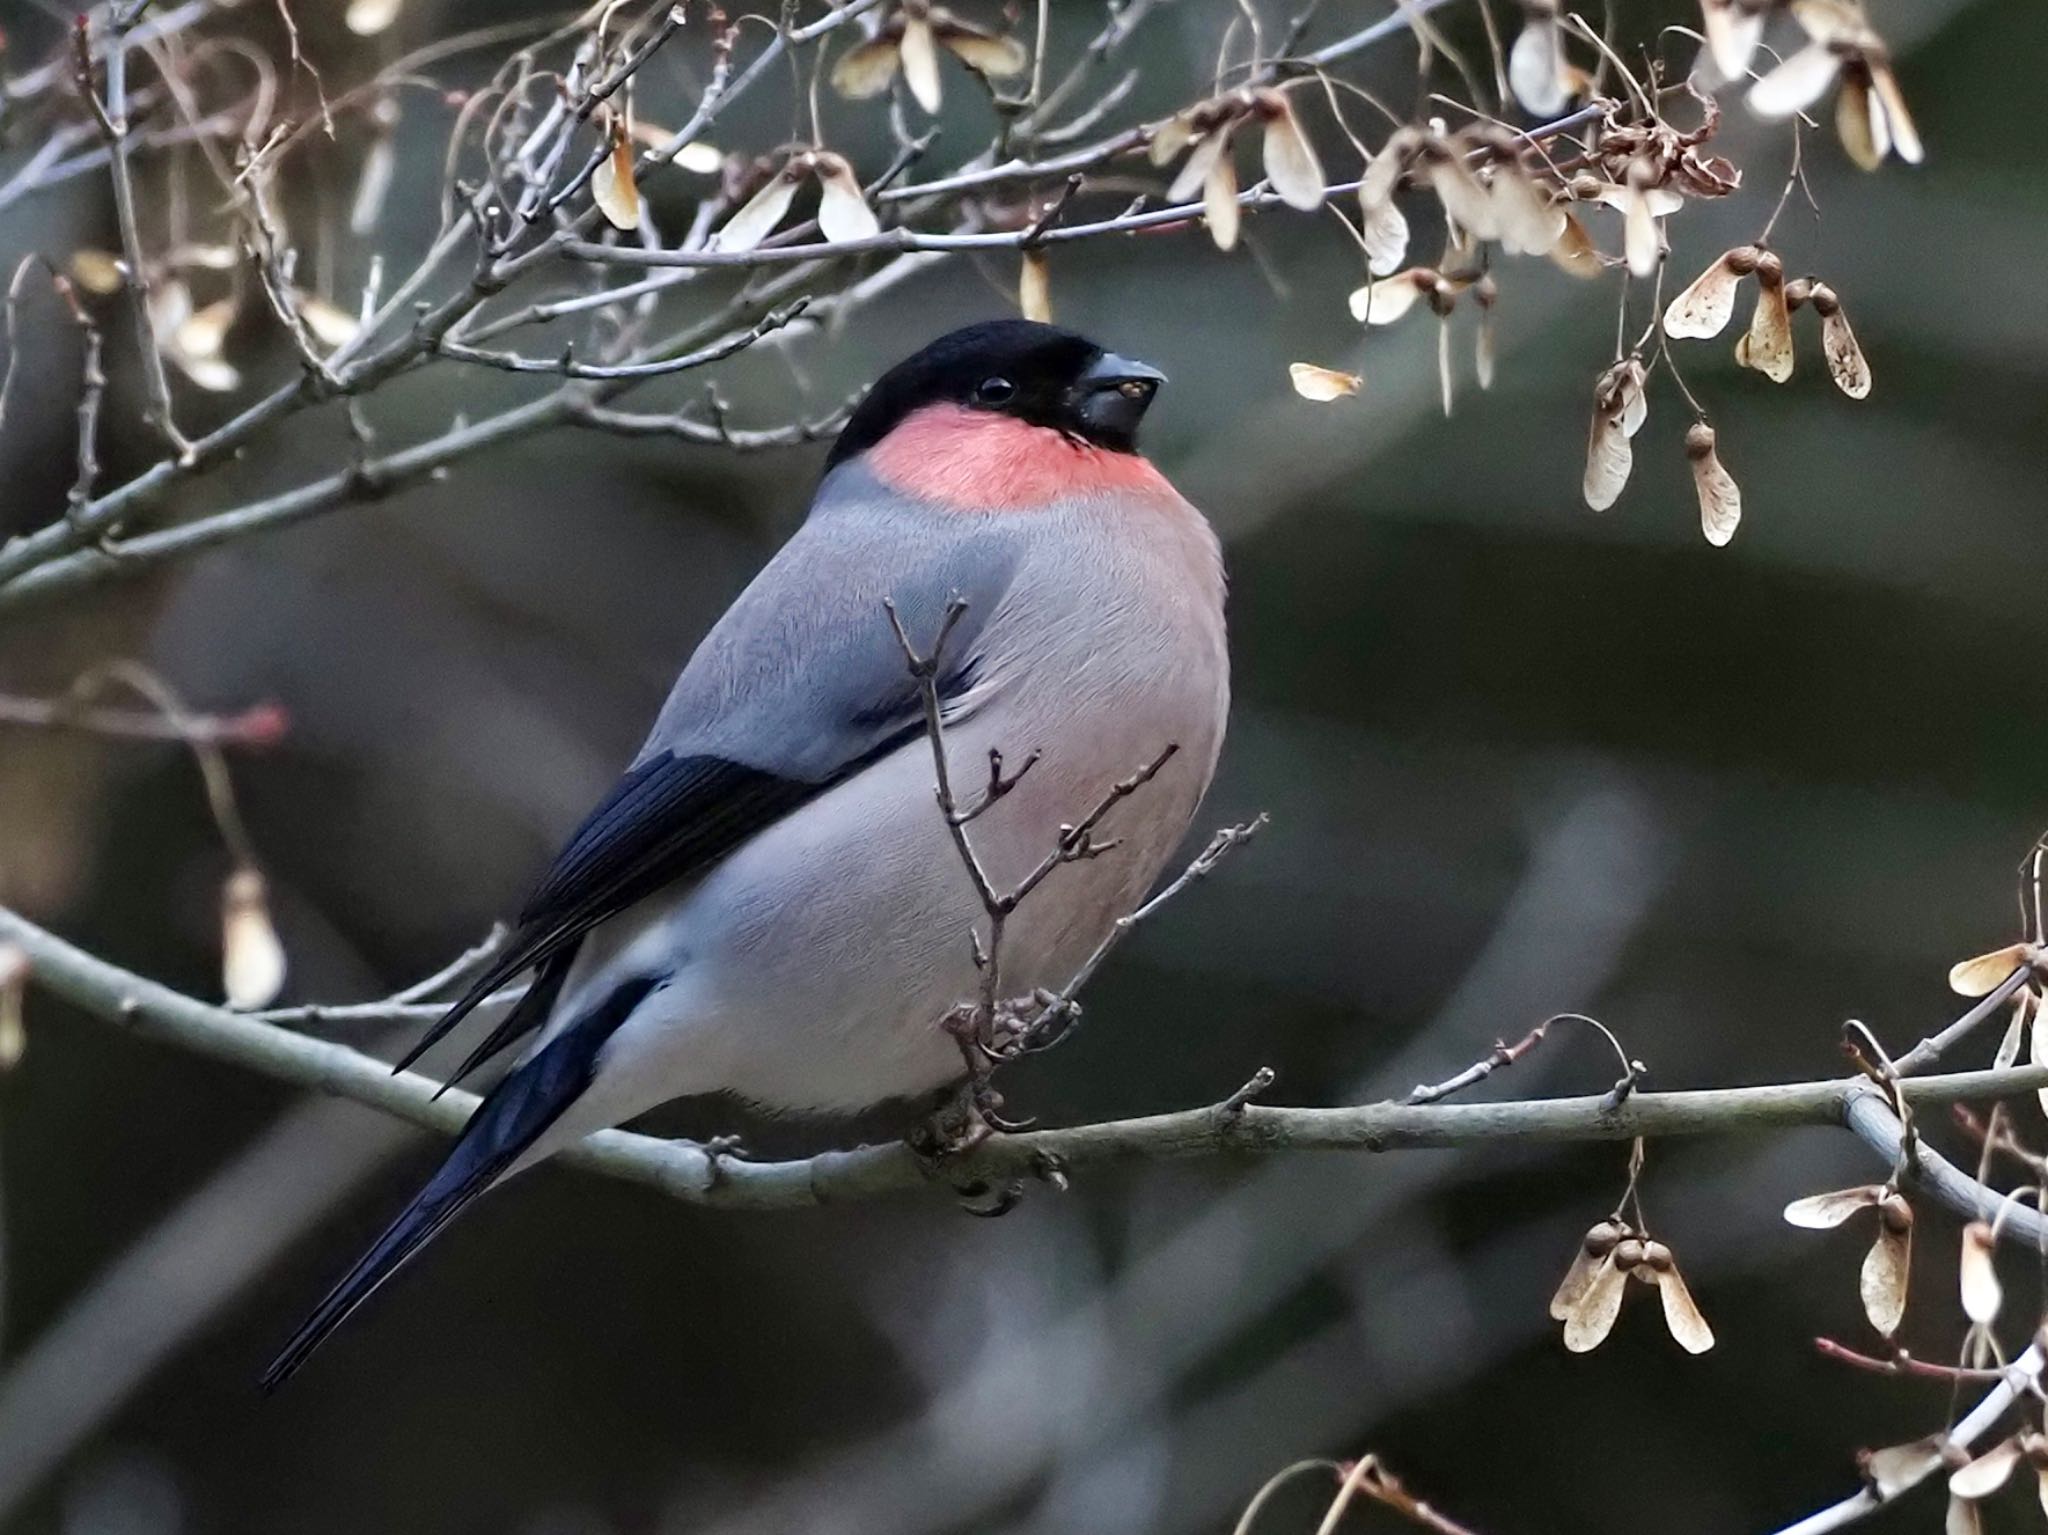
974,376 -> 1016,405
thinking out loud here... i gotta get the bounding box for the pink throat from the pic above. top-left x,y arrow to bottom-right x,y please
863,403 -> 1172,510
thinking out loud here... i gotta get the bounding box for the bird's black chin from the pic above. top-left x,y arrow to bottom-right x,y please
1069,352 -> 1166,450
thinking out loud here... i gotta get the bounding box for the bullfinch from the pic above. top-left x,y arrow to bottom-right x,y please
261,320 -> 1230,1388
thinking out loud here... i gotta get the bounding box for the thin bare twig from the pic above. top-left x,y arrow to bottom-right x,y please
71,12 -> 192,458
1893,962 -> 2036,1076
1812,1338 -> 2007,1385
428,300 -> 811,380
0,692 -> 284,748
562,396 -> 852,450
1315,1455 -> 1486,1535
1407,1021 -> 1554,1104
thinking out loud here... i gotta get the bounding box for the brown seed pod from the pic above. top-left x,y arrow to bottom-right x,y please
1809,282 -> 1872,398
1734,249 -> 1794,382
1686,422 -> 1743,547
1583,356 -> 1648,511
1664,245 -> 1758,339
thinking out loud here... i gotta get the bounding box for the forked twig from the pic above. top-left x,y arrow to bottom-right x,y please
885,597 -> 1263,1146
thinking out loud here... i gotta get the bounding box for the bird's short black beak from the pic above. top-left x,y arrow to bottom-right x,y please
1071,351 -> 1166,445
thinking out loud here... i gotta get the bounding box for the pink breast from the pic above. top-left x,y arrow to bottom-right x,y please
865,404 -> 1174,510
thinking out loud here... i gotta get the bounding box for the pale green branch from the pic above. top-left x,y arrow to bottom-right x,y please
2,905 -> 2040,1223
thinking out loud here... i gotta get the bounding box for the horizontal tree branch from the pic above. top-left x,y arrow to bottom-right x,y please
4,904 -> 2042,1223
0,391 -> 570,611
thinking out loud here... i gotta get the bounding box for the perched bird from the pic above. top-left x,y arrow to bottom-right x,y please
261,320 -> 1230,1388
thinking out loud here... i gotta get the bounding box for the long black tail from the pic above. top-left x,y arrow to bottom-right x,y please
259,976 -> 657,1391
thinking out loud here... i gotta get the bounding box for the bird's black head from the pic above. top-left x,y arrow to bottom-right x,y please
825,320 -> 1166,471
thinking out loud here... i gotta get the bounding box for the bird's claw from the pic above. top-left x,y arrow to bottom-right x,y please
691,1133 -> 751,1187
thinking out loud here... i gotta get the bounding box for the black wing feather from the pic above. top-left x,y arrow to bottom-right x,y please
261,976 -> 660,1391
391,756 -> 811,1079
431,949 -> 573,1098
390,554 -> 998,1086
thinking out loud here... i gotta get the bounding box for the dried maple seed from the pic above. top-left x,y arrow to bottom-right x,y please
1620,158 -> 1663,277
716,158 -> 806,252
1360,195 -> 1410,276
1960,1221 -> 2001,1326
1861,1436 -> 1951,1499
222,865 -> 287,1010
1288,362 -> 1362,401
1160,101 -> 1253,252
1018,248 -> 1052,323
591,124 -> 641,231
1549,211 -> 1602,278
1950,944 -> 2034,996
1993,992 -> 2029,1069
1735,249 -> 1795,382
347,0 -> 401,36
1747,0 -> 1921,167
1784,1185 -> 1885,1227
1810,282 -> 1873,398
814,151 -> 880,243
1474,273 -> 1499,390
0,943 -> 25,1071
1486,159 -> 1567,257
1551,1218 -> 1628,1324
1203,148 -> 1241,251
1950,1437 -> 2024,1500
1346,267 -> 1437,326
1508,0 -> 1572,117
1687,421 -> 1743,547
1699,0 -> 1766,81
1664,245 -> 1758,339
69,249 -> 125,294
1583,356 -> 1648,511
1420,136 -> 1499,242
831,4 -> 1027,112
1251,89 -> 1326,212
1360,127 -> 1422,211
1862,1200 -> 1913,1335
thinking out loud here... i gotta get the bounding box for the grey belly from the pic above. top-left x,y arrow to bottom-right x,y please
557,689 -> 1217,1119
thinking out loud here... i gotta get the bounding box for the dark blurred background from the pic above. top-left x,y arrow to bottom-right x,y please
1,0 -> 2043,1530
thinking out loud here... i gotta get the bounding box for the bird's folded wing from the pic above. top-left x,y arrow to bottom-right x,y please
393,756 -> 813,1080
392,525 -> 1019,1081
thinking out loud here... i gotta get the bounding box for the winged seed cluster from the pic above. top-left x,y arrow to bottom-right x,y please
1550,1216 -> 1715,1355
36,0 -> 1933,557
1277,0 -> 1915,550
1777,869 -> 2048,1534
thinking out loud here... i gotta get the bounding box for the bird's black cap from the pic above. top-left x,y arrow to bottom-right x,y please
826,320 -> 1166,470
